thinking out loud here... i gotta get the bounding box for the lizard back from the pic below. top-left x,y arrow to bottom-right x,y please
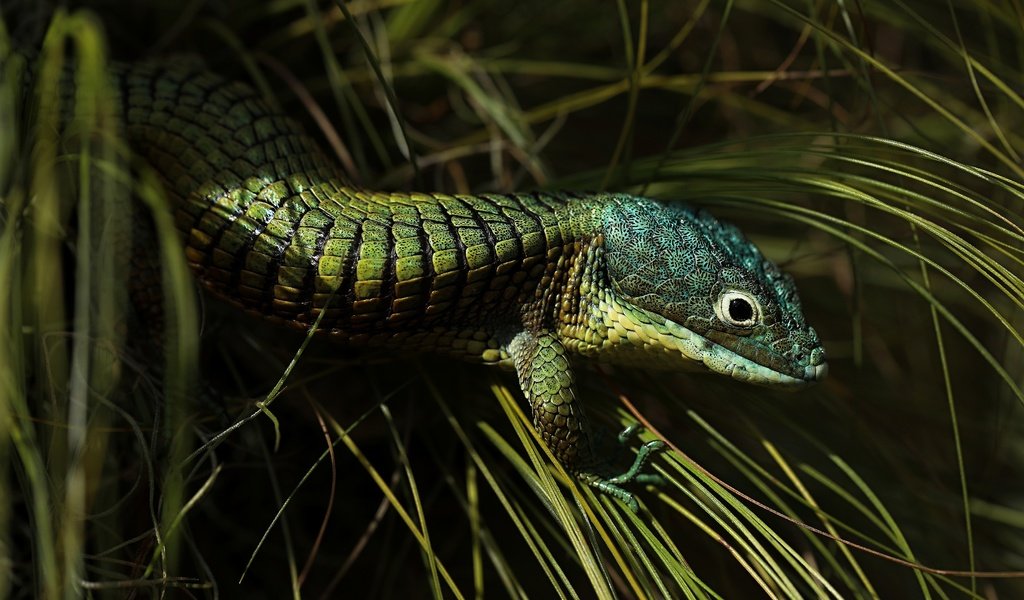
117,59 -> 600,357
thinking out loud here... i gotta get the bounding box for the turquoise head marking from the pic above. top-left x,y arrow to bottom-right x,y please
599,196 -> 827,386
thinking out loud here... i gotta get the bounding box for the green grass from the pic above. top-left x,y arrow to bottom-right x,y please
2,0 -> 1023,597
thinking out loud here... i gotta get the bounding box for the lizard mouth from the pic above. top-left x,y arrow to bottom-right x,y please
658,317 -> 828,387
698,325 -> 828,387
706,349 -> 828,387
598,299 -> 827,386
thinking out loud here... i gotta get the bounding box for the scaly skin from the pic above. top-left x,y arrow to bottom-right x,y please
106,58 -> 826,511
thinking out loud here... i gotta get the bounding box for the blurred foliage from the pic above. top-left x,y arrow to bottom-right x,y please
1,0 -> 1023,597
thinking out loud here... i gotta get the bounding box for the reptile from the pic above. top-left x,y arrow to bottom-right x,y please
31,55 -> 828,512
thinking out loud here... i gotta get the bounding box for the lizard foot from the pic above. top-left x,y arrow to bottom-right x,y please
579,425 -> 666,513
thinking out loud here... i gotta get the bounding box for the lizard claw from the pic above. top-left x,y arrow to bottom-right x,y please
582,426 -> 666,512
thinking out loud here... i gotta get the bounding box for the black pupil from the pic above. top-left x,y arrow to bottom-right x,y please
728,298 -> 754,322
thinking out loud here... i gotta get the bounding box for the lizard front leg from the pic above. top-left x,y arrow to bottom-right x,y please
507,330 -> 663,512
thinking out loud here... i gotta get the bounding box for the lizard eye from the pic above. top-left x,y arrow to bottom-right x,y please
716,291 -> 759,328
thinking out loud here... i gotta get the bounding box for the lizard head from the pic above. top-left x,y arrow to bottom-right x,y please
596,196 -> 826,387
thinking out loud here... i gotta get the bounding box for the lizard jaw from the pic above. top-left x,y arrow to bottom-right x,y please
660,315 -> 826,387
589,297 -> 826,386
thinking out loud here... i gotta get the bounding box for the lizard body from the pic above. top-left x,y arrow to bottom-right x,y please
49,57 -> 829,510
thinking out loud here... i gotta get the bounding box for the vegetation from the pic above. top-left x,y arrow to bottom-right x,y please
1,0 -> 1023,597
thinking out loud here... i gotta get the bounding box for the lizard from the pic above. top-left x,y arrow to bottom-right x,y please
41,55 -> 829,512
